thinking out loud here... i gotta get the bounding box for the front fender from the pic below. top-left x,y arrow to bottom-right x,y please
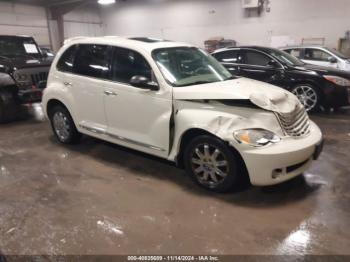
0,72 -> 16,89
167,100 -> 282,162
42,82 -> 76,122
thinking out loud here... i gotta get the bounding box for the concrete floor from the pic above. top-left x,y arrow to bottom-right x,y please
0,104 -> 349,256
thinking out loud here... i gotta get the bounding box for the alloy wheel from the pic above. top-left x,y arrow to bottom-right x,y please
52,112 -> 71,142
292,85 -> 318,111
190,143 -> 229,188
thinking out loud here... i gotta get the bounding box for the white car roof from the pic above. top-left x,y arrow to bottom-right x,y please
281,46 -> 327,50
63,36 -> 193,53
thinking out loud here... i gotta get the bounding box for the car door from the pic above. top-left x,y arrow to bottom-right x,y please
103,46 -> 172,158
239,49 -> 284,85
67,44 -> 112,133
303,48 -> 338,69
212,49 -> 242,76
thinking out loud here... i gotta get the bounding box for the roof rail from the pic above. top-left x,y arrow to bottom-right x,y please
103,35 -> 122,38
63,36 -> 88,45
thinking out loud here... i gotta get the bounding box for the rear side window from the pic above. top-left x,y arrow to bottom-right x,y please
213,50 -> 241,63
304,48 -> 332,62
57,45 -> 78,73
110,47 -> 152,84
74,44 -> 111,79
243,50 -> 271,66
285,49 -> 302,58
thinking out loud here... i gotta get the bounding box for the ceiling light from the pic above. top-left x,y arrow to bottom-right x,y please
98,0 -> 116,5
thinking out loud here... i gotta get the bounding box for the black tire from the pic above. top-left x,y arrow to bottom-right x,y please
49,105 -> 81,144
291,84 -> 321,112
0,91 -> 19,123
184,135 -> 240,193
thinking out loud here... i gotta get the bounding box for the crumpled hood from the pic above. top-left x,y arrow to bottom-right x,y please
173,77 -> 300,114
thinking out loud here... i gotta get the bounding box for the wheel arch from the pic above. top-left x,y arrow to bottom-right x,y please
175,128 -> 249,182
292,81 -> 323,97
46,99 -> 70,118
291,81 -> 325,108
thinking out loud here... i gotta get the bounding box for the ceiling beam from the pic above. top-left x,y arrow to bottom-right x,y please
47,0 -> 95,7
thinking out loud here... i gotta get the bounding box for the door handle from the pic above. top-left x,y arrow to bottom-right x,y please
104,90 -> 117,96
242,69 -> 265,73
63,82 -> 72,86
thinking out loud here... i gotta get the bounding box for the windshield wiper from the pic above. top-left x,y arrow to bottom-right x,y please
224,76 -> 237,81
176,80 -> 214,87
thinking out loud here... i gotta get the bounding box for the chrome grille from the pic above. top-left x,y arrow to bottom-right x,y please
31,72 -> 48,87
275,104 -> 310,137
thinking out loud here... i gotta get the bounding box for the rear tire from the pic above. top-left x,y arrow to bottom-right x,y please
291,84 -> 321,112
184,135 -> 241,193
0,91 -> 19,123
49,105 -> 81,144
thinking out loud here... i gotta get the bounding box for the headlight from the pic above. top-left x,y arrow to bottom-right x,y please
14,73 -> 29,82
324,75 -> 350,86
233,129 -> 281,147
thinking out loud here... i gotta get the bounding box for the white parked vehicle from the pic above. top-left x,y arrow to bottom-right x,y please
281,46 -> 350,72
43,37 -> 323,192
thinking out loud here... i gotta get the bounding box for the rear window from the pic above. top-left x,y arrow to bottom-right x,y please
57,45 -> 78,73
73,44 -> 111,79
243,50 -> 271,66
213,50 -> 241,63
0,36 -> 41,58
284,49 -> 302,58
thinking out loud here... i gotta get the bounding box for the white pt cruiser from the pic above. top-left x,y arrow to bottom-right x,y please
43,37 -> 323,192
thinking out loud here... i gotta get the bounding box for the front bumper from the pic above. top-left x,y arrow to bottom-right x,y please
235,121 -> 323,186
17,88 -> 43,104
324,82 -> 350,107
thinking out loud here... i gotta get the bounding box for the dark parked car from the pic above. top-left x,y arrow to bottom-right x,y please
0,35 -> 52,122
212,46 -> 350,112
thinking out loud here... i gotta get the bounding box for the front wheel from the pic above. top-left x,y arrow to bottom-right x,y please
291,84 -> 321,112
0,91 -> 19,123
49,105 -> 81,144
184,135 -> 241,193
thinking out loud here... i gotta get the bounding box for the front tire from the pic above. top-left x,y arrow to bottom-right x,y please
0,90 -> 19,123
291,84 -> 321,112
184,135 -> 240,193
49,105 -> 81,144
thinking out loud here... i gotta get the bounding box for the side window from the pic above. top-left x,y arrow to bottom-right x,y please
74,44 -> 110,79
304,48 -> 332,62
111,47 -> 152,84
243,50 -> 271,66
213,50 -> 241,63
56,45 -> 77,73
289,49 -> 302,58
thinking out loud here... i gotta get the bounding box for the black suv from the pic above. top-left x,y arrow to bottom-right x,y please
0,35 -> 52,122
212,46 -> 350,112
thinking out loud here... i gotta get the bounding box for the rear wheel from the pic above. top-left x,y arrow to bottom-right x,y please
0,91 -> 19,123
184,135 -> 240,193
49,105 -> 81,144
291,84 -> 321,112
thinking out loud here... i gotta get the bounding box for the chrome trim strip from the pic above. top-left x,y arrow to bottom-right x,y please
79,124 -> 165,152
79,124 -> 105,135
106,133 -> 166,152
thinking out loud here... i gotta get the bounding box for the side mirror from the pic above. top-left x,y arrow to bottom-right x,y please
130,75 -> 159,91
267,60 -> 279,67
328,57 -> 337,63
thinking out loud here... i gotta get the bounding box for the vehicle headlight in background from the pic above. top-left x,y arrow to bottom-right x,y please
14,73 -> 29,82
324,75 -> 350,86
233,129 -> 281,147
